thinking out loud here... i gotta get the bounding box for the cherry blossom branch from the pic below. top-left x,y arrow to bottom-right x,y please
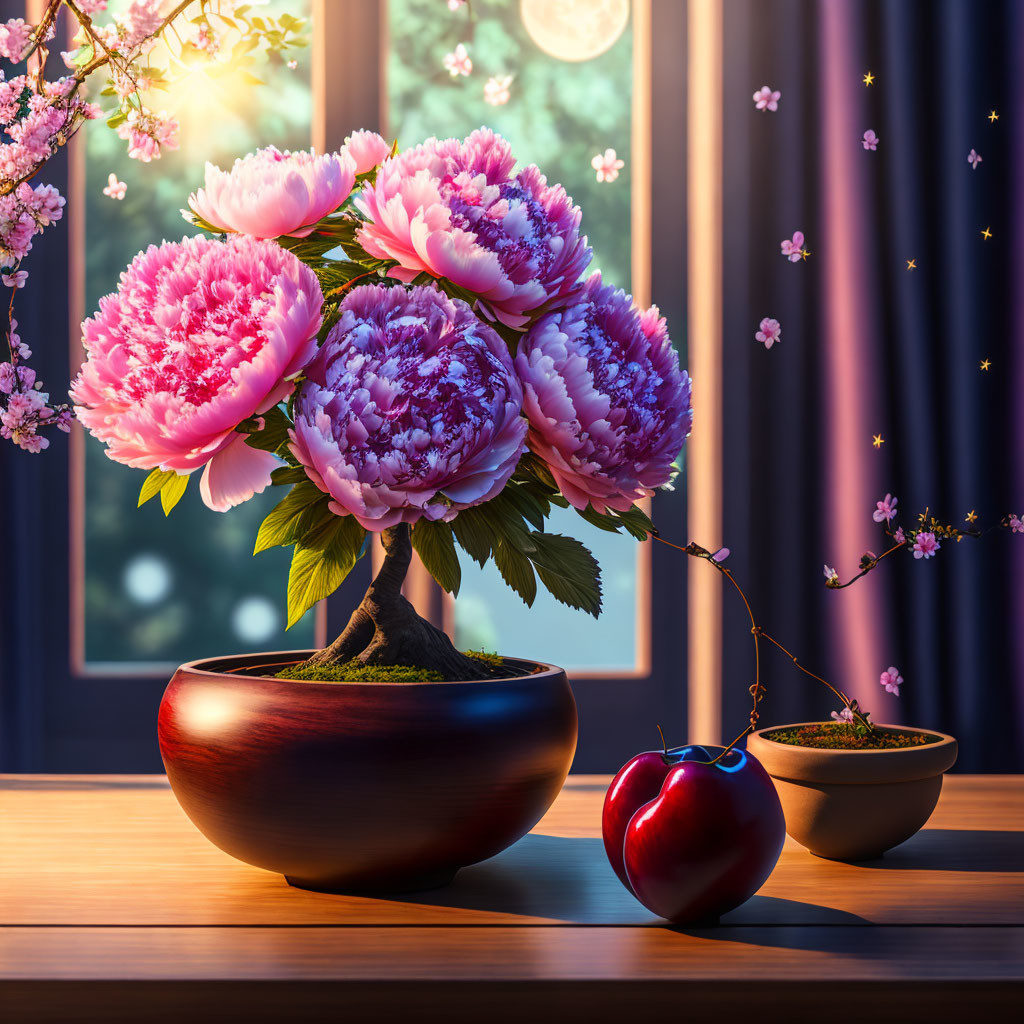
650,534 -> 874,762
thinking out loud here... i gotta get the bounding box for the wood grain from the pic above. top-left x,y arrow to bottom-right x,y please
1,774 -> 1022,1021
2,775 -> 1022,927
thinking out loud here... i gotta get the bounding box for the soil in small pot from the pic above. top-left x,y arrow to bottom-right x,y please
763,723 -> 942,750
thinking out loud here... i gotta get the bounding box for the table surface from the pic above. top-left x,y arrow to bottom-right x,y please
2,773 -> 1023,1022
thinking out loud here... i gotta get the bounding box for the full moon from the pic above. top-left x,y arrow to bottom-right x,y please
520,0 -> 631,62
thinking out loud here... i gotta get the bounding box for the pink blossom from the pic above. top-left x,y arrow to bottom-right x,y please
188,145 -> 355,239
443,43 -> 472,77
116,0 -> 164,51
755,317 -> 781,349
862,129 -> 879,151
753,85 -> 781,112
1,388 -> 52,453
591,148 -> 624,183
873,492 -> 898,523
78,1 -> 108,12
71,235 -> 322,512
287,59 -> 298,70
913,531 -> 940,559
448,0 -> 467,9
780,231 -> 805,262
880,665 -> 903,696
515,273 -> 692,514
894,526 -> 906,544
1009,514 -> 1023,534
290,284 -> 527,531
968,148 -> 982,170
831,707 -> 855,723
0,19 -> 32,62
0,362 -> 34,394
341,130 -> 391,176
102,173 -> 127,200
823,564 -> 838,582
116,110 -> 179,162
2,270 -> 27,288
484,75 -> 513,106
357,128 -> 592,328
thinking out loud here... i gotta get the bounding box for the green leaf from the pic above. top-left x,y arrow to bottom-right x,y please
451,509 -> 493,566
271,466 -> 307,486
254,480 -> 328,554
412,520 -> 461,596
574,502 -> 655,542
138,468 -> 175,508
106,110 -> 127,128
242,405 -> 292,455
286,517 -> 366,628
160,473 -> 190,516
498,479 -> 551,531
528,533 -> 602,617
492,538 -> 537,607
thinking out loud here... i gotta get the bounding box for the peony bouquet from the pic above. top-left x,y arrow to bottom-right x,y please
72,127 -> 692,680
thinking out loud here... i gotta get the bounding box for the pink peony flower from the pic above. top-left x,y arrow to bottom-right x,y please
515,273 -> 691,514
780,231 -> 805,262
753,86 -> 781,112
591,148 -> 624,183
356,128 -> 592,328
289,283 -> 527,531
188,145 -> 356,239
913,531 -> 940,559
102,172 -> 127,200
862,129 -> 879,151
341,130 -> 392,175
873,492 -> 898,523
443,43 -> 472,77
968,148 -> 982,170
880,665 -> 903,696
71,235 -> 322,512
755,317 -> 781,349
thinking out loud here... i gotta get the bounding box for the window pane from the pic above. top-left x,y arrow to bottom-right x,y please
387,0 -> 640,670
81,2 -> 314,669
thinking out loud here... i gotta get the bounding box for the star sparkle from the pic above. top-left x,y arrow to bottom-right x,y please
906,259 -> 917,270
872,434 -> 885,449
800,248 -> 811,261
966,510 -> 978,524
981,226 -> 993,240
980,358 -> 991,371
988,110 -> 999,122
863,71 -> 875,86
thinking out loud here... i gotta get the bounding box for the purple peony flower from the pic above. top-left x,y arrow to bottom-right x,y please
356,128 -> 592,328
289,283 -> 528,531
515,273 -> 692,514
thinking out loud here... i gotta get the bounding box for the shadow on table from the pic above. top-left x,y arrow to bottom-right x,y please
853,828 -> 1024,872
377,834 -> 866,927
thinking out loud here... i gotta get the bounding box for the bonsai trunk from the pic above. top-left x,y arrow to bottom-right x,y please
303,524 -> 498,681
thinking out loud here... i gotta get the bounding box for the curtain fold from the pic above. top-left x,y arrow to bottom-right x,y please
720,0 -> 1022,769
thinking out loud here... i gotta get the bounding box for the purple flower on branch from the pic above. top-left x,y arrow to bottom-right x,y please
862,129 -> 879,151
831,707 -> 855,723
968,149 -> 982,170
873,492 -> 898,523
913,531 -> 940,559
753,86 -> 781,112
780,231 -> 805,262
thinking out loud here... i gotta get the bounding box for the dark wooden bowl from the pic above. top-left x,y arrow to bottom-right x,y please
157,651 -> 577,893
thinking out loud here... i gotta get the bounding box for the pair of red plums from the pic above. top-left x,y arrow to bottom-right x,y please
601,743 -> 786,923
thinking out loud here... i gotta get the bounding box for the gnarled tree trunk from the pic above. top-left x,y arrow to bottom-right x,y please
303,524 -> 498,681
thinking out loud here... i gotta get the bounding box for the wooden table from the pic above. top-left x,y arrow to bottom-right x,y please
2,774 -> 1022,1022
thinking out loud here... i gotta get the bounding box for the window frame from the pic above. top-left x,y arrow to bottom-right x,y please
0,0 -> 692,774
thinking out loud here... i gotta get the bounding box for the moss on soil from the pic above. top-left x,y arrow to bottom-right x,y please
275,650 -> 509,683
764,723 -> 941,750
276,662 -> 446,683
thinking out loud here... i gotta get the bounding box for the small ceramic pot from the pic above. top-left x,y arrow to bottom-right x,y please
746,724 -> 957,861
158,651 -> 577,893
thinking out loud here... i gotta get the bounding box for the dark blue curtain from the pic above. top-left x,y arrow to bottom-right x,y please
721,0 -> 1024,770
